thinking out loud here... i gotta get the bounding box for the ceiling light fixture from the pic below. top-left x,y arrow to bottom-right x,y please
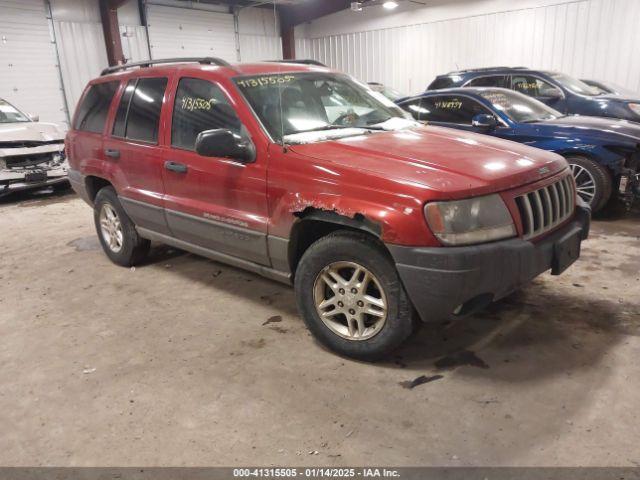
383,1 -> 399,9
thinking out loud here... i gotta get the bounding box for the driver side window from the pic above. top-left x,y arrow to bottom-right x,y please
421,95 -> 489,125
511,75 -> 560,99
171,77 -> 245,151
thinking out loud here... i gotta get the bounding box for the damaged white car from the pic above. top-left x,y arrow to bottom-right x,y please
0,98 -> 68,197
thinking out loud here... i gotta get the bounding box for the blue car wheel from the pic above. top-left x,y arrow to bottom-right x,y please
565,155 -> 613,212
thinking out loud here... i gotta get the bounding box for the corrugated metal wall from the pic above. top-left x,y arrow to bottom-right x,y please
296,0 -> 640,95
0,0 -> 68,126
53,20 -> 108,116
146,4 -> 238,61
239,34 -> 281,62
238,6 -> 281,62
120,25 -> 150,63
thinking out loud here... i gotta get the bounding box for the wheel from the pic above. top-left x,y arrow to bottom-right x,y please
294,230 -> 414,360
566,155 -> 612,212
93,186 -> 150,266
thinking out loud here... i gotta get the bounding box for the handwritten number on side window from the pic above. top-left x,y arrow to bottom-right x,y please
237,75 -> 295,89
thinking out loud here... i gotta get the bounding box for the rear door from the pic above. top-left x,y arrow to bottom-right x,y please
161,75 -> 269,265
67,81 -> 119,188
104,76 -> 171,234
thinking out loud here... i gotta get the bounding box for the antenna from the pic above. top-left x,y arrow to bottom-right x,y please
274,0 -> 287,150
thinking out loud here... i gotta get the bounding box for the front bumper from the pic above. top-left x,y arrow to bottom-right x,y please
0,162 -> 69,196
388,205 -> 591,322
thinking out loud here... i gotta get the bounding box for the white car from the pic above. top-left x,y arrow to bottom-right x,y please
0,98 -> 68,197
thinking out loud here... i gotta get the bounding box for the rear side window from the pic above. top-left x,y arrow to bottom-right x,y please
466,75 -> 510,88
74,81 -> 119,133
399,98 -> 430,121
421,95 -> 489,124
124,77 -> 168,143
171,77 -> 243,151
511,75 -> 560,98
428,76 -> 456,90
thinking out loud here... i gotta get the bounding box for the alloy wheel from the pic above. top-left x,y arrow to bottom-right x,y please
99,203 -> 124,253
313,261 -> 388,341
569,163 -> 597,205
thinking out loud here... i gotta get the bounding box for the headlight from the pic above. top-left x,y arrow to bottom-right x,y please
628,103 -> 640,116
424,194 -> 516,246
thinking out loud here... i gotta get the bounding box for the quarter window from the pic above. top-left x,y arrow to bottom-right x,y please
171,77 -> 244,151
124,77 -> 167,143
511,75 -> 560,98
420,96 -> 489,124
74,81 -> 119,133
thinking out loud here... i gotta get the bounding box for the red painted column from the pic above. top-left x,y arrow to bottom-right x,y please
99,0 -> 127,66
281,25 -> 296,60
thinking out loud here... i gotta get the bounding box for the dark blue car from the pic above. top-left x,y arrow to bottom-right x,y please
427,67 -> 640,124
397,87 -> 640,211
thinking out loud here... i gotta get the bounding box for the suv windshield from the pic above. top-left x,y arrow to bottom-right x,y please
548,72 -> 601,96
0,99 -> 30,123
234,72 -> 405,141
478,89 -> 563,123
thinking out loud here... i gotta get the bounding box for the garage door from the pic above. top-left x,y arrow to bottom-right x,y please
0,0 -> 68,127
146,4 -> 237,62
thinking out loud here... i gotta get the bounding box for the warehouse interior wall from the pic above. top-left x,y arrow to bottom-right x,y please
0,0 -> 281,128
0,0 -> 69,127
295,0 -> 640,96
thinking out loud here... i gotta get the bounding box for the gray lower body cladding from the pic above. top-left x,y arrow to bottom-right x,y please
388,205 -> 591,322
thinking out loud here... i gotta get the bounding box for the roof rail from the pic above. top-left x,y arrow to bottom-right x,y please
266,59 -> 327,67
100,57 -> 231,76
445,66 -> 530,75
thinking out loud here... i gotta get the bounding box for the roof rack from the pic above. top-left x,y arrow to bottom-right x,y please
445,66 -> 530,75
100,57 -> 231,76
266,59 -> 327,67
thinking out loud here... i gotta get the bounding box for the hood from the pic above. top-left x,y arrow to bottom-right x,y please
289,125 -> 567,198
596,93 -> 640,103
0,122 -> 65,143
534,115 -> 640,144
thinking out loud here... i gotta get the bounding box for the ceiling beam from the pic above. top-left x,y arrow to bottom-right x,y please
278,0 -> 351,29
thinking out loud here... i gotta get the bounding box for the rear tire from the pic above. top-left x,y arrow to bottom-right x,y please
93,186 -> 150,266
565,155 -> 612,212
294,230 -> 414,361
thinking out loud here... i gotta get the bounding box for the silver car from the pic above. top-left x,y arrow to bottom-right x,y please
0,98 -> 68,197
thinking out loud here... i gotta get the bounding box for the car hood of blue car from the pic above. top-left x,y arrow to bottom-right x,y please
593,93 -> 640,103
529,115 -> 640,145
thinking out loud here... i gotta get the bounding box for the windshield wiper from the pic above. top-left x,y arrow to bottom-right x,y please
293,125 -> 354,134
293,123 -> 387,134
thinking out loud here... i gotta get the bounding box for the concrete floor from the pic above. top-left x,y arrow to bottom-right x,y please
0,188 -> 639,467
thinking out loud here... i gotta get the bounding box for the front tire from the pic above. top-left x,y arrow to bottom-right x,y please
566,155 -> 612,212
294,231 -> 414,361
93,186 -> 150,266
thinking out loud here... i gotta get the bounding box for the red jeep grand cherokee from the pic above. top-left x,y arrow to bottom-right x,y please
66,58 -> 590,360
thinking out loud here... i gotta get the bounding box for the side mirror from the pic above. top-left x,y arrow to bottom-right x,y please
29,114 -> 39,122
472,113 -> 498,130
195,129 -> 255,163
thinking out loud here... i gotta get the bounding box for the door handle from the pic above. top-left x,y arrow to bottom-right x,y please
164,161 -> 188,174
104,148 -> 120,159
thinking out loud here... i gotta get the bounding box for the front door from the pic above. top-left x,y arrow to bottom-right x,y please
511,74 -> 567,113
161,76 -> 270,266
